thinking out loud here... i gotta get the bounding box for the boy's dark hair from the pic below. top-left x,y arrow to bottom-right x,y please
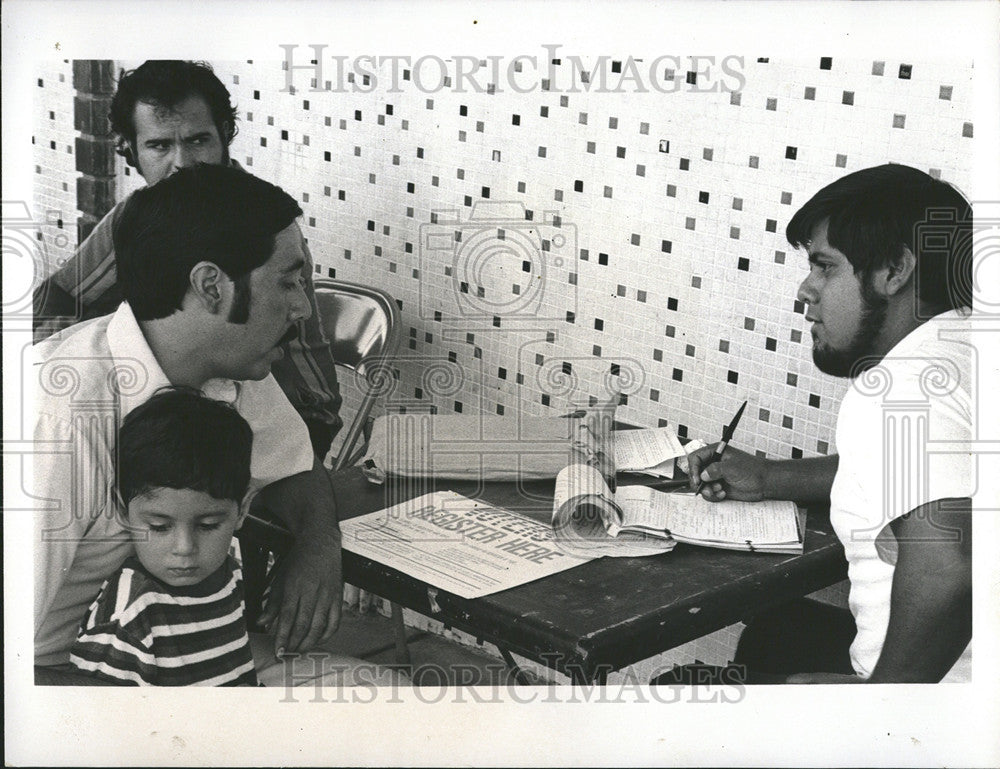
114,163 -> 302,321
117,386 -> 253,506
786,163 -> 973,313
110,60 -> 239,168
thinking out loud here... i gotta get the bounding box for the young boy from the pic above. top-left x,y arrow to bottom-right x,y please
70,387 -> 258,685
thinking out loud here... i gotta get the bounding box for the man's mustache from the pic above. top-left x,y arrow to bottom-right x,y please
279,325 -> 298,346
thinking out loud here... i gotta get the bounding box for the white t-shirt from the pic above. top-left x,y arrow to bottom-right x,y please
830,310 -> 973,680
33,302 -> 314,665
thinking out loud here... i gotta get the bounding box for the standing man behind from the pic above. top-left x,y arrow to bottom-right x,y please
686,164 -> 974,684
33,60 -> 342,458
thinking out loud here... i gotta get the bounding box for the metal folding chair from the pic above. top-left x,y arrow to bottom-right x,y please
238,278 -> 409,662
313,278 -> 402,470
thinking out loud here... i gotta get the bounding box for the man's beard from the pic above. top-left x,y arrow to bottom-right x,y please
811,285 -> 889,379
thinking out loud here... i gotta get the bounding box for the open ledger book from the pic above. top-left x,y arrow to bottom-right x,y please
552,463 -> 803,557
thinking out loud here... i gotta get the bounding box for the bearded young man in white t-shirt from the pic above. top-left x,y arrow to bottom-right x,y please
684,163 -> 974,684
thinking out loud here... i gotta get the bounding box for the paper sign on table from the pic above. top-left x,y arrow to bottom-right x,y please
340,491 -> 595,599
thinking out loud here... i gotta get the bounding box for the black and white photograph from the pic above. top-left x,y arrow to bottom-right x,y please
5,0 -> 1000,765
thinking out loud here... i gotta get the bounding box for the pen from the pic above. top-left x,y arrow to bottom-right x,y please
695,400 -> 748,496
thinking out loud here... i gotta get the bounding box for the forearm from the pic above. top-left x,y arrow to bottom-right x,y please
867,500 -> 972,683
255,455 -> 344,650
763,454 -> 838,503
258,455 -> 340,545
867,572 -> 971,683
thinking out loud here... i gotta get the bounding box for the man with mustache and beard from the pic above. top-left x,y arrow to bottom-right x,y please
678,164 -> 975,684
33,60 -> 342,460
33,165 -> 389,686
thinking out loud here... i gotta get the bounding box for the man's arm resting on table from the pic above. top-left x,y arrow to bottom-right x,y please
865,497 -> 972,683
759,455 -> 839,503
256,455 -> 343,656
689,445 -> 839,504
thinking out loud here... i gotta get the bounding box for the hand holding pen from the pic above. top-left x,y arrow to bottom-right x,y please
693,400 -> 748,497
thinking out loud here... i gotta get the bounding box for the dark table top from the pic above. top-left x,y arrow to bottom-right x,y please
332,467 -> 848,681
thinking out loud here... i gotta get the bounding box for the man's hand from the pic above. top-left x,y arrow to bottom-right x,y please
257,455 -> 343,657
687,445 -> 839,505
786,672 -> 863,684
260,532 -> 343,655
687,444 -> 768,501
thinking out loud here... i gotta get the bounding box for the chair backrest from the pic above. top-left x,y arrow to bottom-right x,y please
313,278 -> 401,469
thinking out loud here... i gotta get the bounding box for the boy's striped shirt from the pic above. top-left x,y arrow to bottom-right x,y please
70,555 -> 257,686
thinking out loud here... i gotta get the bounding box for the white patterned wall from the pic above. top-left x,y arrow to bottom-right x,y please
139,56 -> 975,461
31,59 -> 80,278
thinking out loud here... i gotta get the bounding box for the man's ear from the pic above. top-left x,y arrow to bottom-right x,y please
879,246 -> 917,297
188,261 -> 230,314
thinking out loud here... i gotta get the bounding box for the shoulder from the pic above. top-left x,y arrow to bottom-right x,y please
97,195 -> 132,229
850,315 -> 972,406
886,316 -> 972,416
106,195 -> 131,221
237,373 -> 291,409
34,315 -> 117,416
34,314 -> 114,361
234,376 -> 314,481
77,196 -> 132,250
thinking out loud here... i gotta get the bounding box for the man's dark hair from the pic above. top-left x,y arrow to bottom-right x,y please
786,163 -> 973,313
114,163 -> 302,321
117,386 -> 253,506
110,60 -> 239,168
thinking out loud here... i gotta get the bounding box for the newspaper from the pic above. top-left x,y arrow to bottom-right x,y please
340,490 -> 595,599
